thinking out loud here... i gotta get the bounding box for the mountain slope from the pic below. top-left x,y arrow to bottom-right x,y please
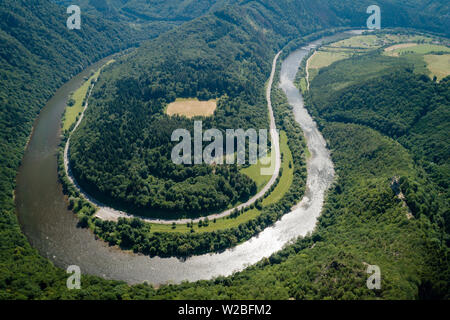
52,0 -> 240,40
53,0 -> 236,21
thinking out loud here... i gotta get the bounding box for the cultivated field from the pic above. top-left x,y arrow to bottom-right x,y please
384,44 -> 450,57
309,50 -> 351,70
424,54 -> 450,80
329,35 -> 380,48
384,43 -> 417,55
166,98 -> 217,118
384,44 -> 450,80
63,60 -> 115,131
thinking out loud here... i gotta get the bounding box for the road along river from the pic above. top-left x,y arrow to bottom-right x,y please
15,32 -> 360,285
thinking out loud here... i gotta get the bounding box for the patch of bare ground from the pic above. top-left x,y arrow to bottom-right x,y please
166,99 -> 217,118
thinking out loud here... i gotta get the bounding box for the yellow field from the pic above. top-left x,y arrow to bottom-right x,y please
330,35 -> 381,48
166,98 -> 217,118
382,43 -> 449,80
384,44 -> 450,57
424,54 -> 450,81
309,50 -> 351,70
384,43 -> 417,55
305,34 -> 385,84
331,34 -> 432,50
63,60 -> 115,131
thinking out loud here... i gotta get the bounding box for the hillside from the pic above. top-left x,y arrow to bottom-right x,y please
53,0 -> 236,21
0,0 -> 138,300
0,0 -> 135,220
307,52 -> 450,244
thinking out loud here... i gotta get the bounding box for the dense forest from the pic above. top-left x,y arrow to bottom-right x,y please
1,0 -> 449,300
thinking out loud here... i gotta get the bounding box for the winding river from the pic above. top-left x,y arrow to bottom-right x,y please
15,32 -> 358,285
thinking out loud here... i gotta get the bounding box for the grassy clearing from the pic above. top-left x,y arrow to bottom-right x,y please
306,50 -> 352,83
384,43 -> 417,54
149,208 -> 262,234
305,34 -> 446,90
331,34 -> 433,50
298,77 -> 307,93
166,98 -> 217,118
63,60 -> 114,131
306,35 -> 384,84
262,131 -> 293,206
149,131 -> 294,233
330,35 -> 381,48
241,153 -> 272,192
63,80 -> 90,131
384,44 -> 450,56
424,54 -> 450,81
309,34 -> 403,72
382,34 -> 432,44
383,43 -> 450,80
309,50 -> 351,69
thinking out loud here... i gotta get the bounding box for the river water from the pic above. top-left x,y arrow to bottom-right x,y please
15,32 -> 359,285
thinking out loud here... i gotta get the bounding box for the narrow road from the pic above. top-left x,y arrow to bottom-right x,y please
64,52 -> 283,224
